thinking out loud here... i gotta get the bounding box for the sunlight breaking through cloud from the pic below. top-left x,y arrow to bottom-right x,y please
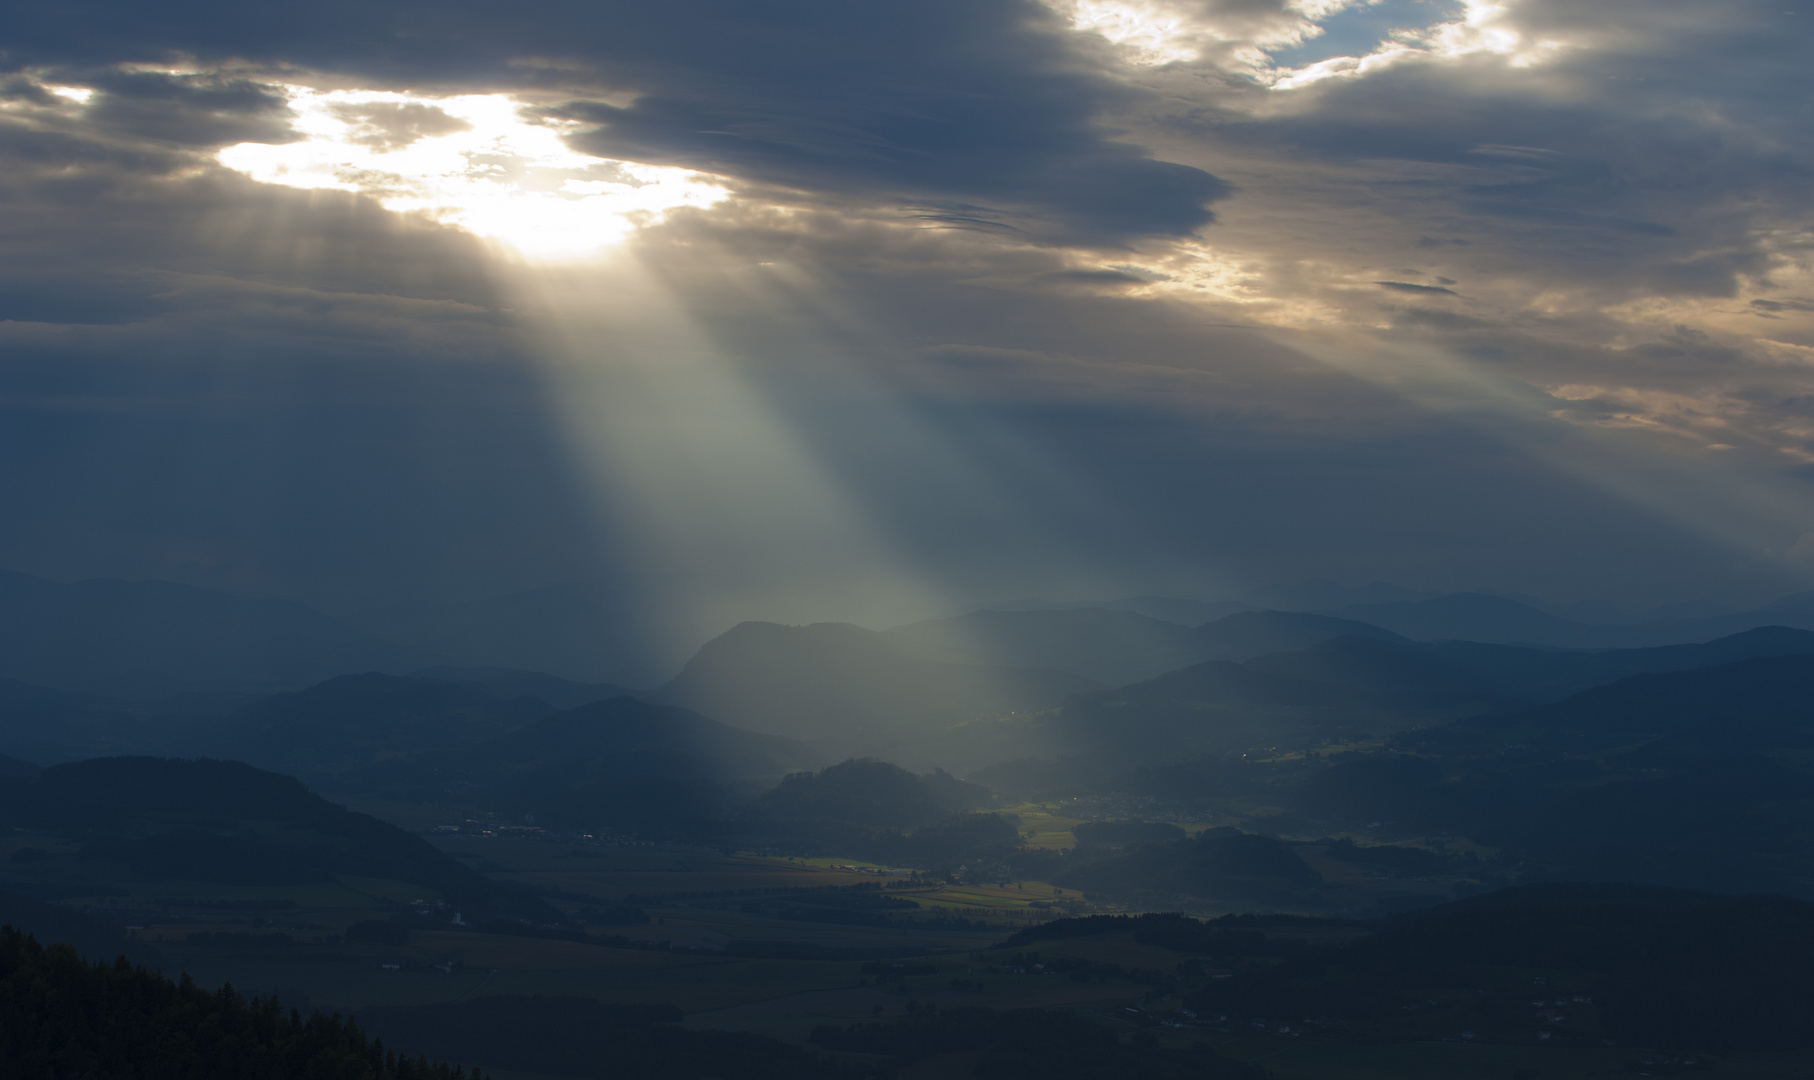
218,88 -> 730,260
1267,0 -> 1567,88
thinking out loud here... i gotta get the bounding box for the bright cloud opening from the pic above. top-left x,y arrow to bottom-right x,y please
1267,0 -> 1566,89
1064,0 -> 1206,64
218,87 -> 730,261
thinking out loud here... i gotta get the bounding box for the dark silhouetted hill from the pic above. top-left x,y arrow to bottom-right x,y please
0,757 -> 554,921
186,673 -> 554,785
1190,610 -> 1411,661
655,621 -> 1094,752
1242,579 -> 1439,612
411,665 -> 638,707
1326,590 -> 1814,648
1245,635 -> 1513,703
0,888 -> 163,968
812,1005 -> 1268,1078
1191,882 -> 1814,1052
1325,592 -> 1605,647
0,927 -> 470,1079
734,759 -> 1016,865
1426,624 -> 1814,701
1413,653 -> 1814,756
1303,656 -> 1814,893
0,567 -> 434,698
358,995 -> 855,1080
1009,650 -> 1497,773
746,759 -> 991,831
1659,590 -> 1814,642
363,696 -> 814,832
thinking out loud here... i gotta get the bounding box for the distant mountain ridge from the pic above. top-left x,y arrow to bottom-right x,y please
654,621 -> 1094,757
1322,590 -> 1814,648
882,607 -> 1216,686
183,672 -> 556,785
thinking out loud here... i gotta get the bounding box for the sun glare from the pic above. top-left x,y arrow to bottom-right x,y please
218,87 -> 729,260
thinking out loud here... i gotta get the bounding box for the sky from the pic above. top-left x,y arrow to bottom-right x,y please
2,0 -> 1813,651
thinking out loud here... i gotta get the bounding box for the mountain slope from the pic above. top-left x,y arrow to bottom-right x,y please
743,758 -> 992,831
410,665 -> 638,708
1190,883 -> 1814,1052
1427,625 -> 1814,701
1416,653 -> 1814,755
1189,610 -> 1411,660
655,621 -> 1094,753
0,757 -> 554,920
1244,634 -> 1514,703
187,672 -> 556,784
361,696 -> 815,830
1304,656 -> 1814,893
881,607 -> 1216,685
1325,592 -> 1605,647
993,649 -> 1489,774
1328,590 -> 1814,649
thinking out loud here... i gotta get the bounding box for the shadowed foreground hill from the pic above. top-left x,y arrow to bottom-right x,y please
0,888 -> 164,969
358,996 -> 865,1080
0,757 -> 556,922
656,621 -> 1094,752
0,927 -> 474,1079
813,1006 -> 1268,1079
1191,883 -> 1814,1052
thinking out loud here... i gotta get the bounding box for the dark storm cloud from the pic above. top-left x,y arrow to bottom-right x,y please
4,0 -> 1228,243
81,70 -> 295,147
0,0 -> 1811,625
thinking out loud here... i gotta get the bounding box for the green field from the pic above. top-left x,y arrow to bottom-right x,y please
11,808 -> 1814,1080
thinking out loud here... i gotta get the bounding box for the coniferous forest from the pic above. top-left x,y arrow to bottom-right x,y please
0,927 -> 474,1080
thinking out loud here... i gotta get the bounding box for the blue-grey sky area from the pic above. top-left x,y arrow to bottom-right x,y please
2,0 -> 1812,648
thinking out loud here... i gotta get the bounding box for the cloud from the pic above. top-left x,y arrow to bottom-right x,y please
5,0 -> 1230,244
1376,280 -> 1458,296
1,0 -> 1812,622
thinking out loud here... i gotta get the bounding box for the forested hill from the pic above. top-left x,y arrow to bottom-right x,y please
0,927 -> 476,1079
0,757 -> 558,923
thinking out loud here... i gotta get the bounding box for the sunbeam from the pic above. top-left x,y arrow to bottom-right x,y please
218,87 -> 728,261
